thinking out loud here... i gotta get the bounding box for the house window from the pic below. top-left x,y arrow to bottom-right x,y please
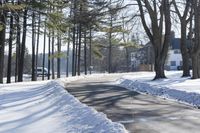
170,61 -> 176,66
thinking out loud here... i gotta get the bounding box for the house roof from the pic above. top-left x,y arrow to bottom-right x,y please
170,38 -> 192,49
171,38 -> 180,49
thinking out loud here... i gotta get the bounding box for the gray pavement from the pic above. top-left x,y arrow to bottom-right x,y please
65,74 -> 200,133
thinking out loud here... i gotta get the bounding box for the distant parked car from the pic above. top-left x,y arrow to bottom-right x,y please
177,65 -> 192,70
36,67 -> 50,76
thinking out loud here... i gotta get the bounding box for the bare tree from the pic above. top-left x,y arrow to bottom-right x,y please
172,0 -> 191,77
136,0 -> 171,79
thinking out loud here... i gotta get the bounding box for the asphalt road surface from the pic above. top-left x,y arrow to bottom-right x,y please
65,74 -> 200,133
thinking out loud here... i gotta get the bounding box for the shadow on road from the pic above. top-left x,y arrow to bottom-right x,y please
67,84 -> 139,106
65,79 -> 200,133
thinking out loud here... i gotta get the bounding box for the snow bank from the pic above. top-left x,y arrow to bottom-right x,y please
0,81 -> 127,133
116,71 -> 200,108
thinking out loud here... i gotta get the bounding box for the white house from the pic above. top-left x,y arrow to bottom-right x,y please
131,32 -> 185,71
166,49 -> 182,70
165,38 -> 182,70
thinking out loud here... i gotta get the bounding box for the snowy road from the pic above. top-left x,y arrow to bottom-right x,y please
65,74 -> 200,133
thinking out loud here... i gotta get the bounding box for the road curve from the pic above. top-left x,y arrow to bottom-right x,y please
65,74 -> 200,133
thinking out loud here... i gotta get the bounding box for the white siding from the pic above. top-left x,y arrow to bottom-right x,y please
166,50 -> 182,70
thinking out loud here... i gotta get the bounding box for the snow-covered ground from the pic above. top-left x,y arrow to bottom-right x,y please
4,70 -> 200,133
116,71 -> 200,108
3,72 -> 105,83
0,77 -> 127,133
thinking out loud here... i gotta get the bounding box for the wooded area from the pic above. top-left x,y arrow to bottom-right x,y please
0,0 -> 139,84
1,0 -> 200,84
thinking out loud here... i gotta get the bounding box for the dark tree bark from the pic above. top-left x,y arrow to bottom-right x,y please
57,35 -> 61,78
31,11 -> 36,81
89,27 -> 92,74
48,32 -> 51,80
42,20 -> 46,80
0,5 -> 6,84
77,2 -> 83,76
77,24 -> 82,76
7,13 -> 14,83
66,3 -> 72,77
180,22 -> 190,77
66,29 -> 70,77
72,0 -> 77,76
84,29 -> 87,75
108,14 -> 113,73
36,13 -> 41,77
51,31 -> 55,79
15,3 -> 21,82
18,8 -> 27,82
125,47 -> 129,72
75,27 -> 79,76
191,0 -> 200,79
192,54 -> 199,78
47,5 -> 52,80
72,26 -> 76,76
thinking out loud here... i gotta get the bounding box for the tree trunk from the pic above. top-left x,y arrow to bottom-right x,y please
125,47 -> 129,72
66,29 -> 70,77
72,0 -> 77,76
18,8 -> 27,82
75,27 -> 79,76
36,13 -> 41,77
78,24 -> 82,76
31,11 -> 36,81
153,39 -> 166,79
57,35 -> 61,78
192,53 -> 200,79
191,0 -> 200,79
15,7 -> 21,82
108,16 -> 112,73
72,26 -> 76,76
47,5 -> 52,80
108,33 -> 112,73
0,10 -> 6,84
84,29 -> 87,75
89,27 -> 92,74
42,21 -> 46,80
154,56 -> 166,79
7,13 -> 14,83
180,21 -> 190,77
48,32 -> 51,80
51,31 -> 55,79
